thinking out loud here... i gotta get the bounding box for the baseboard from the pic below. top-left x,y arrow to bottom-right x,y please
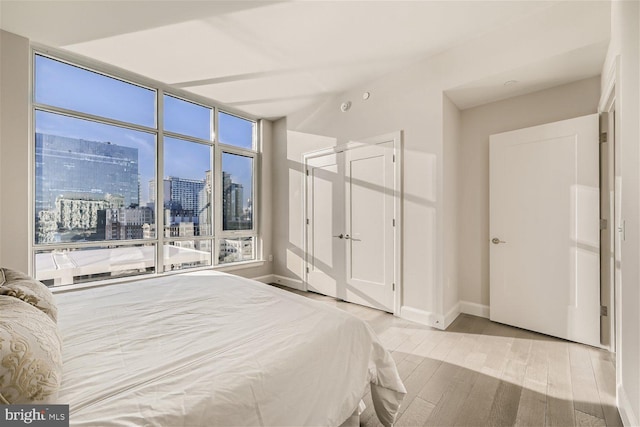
270,274 -> 306,291
444,303 -> 461,329
251,274 -> 306,292
618,384 -> 639,427
251,274 -> 274,284
400,306 -> 445,330
459,300 -> 490,319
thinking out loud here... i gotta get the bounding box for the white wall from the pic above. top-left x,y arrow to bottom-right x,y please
0,29 -> 273,281
602,2 -> 640,425
271,118 -> 341,287
270,117 -> 290,279
457,77 -> 601,312
282,64 -> 444,323
0,30 -> 30,272
274,2 -> 606,326
443,94 -> 461,324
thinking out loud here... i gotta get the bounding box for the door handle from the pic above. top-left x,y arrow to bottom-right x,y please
491,238 -> 507,244
333,234 -> 344,239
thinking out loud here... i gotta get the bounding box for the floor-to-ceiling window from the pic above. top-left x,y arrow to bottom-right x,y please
32,52 -> 259,286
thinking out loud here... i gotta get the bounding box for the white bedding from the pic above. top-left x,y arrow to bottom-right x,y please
54,271 -> 406,426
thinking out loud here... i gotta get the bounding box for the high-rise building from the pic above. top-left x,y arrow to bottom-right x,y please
167,176 -> 205,215
151,176 -> 207,237
148,178 -> 170,208
97,206 -> 154,240
222,171 -> 246,229
149,177 -> 205,216
198,170 -> 213,236
35,133 -> 139,215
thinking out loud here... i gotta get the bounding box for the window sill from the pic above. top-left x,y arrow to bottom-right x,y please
50,259 -> 267,294
215,260 -> 265,272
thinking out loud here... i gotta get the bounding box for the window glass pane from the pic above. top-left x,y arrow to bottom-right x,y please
222,152 -> 253,231
162,137 -> 212,237
35,244 -> 156,286
218,111 -> 255,150
35,111 -> 156,244
35,55 -> 155,128
219,237 -> 255,264
163,95 -> 211,140
164,241 -> 212,271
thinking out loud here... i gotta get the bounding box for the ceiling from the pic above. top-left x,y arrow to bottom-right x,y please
0,1 -> 611,119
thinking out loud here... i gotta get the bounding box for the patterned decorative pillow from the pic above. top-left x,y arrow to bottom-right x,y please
0,268 -> 58,323
0,296 -> 63,404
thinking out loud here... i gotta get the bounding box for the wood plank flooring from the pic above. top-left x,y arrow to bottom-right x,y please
272,285 -> 622,427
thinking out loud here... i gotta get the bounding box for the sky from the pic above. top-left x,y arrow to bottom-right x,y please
34,55 -> 254,206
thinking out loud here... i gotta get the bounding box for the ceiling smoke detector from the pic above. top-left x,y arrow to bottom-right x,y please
340,101 -> 352,112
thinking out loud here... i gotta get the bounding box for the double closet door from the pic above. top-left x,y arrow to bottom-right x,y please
305,140 -> 397,313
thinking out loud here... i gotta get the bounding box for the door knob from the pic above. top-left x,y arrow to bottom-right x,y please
333,234 -> 344,239
491,238 -> 507,244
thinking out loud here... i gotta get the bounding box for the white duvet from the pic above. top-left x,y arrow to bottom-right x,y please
54,271 -> 406,426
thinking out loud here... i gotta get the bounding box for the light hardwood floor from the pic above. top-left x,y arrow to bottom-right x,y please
273,285 -> 622,427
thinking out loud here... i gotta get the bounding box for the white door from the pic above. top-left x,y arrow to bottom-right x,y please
306,152 -> 343,299
345,142 -> 395,311
305,138 -> 397,313
490,114 -> 600,347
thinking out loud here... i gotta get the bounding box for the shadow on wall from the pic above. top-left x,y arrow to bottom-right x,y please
280,130 -> 438,283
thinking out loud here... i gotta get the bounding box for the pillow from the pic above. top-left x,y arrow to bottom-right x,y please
0,296 -> 62,404
0,268 -> 58,323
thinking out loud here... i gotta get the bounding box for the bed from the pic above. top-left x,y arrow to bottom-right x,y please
52,270 -> 406,426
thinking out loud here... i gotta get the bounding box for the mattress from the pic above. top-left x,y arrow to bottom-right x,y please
54,270 -> 406,426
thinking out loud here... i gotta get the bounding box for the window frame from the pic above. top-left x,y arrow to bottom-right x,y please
33,109 -> 159,243
217,109 -> 257,151
161,134 -> 215,238
30,47 -> 262,286
215,109 -> 259,265
162,92 -> 215,143
33,53 -> 158,129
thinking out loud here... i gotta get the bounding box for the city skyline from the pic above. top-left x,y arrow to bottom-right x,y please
35,131 -> 252,244
35,55 -> 255,206
32,54 -> 256,274
34,119 -> 253,209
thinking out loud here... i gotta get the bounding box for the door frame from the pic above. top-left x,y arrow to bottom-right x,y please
598,56 -> 620,362
599,103 -> 616,353
302,131 -> 403,316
